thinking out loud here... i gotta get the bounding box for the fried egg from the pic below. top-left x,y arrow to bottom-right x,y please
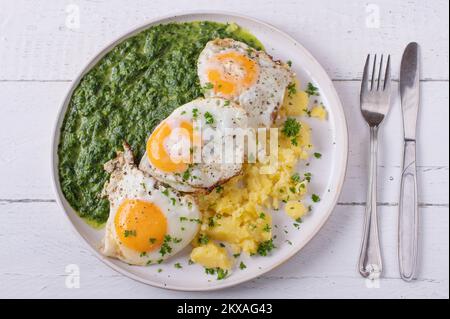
101,143 -> 200,265
198,38 -> 293,128
139,97 -> 248,193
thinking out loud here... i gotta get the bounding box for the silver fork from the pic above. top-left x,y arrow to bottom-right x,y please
358,54 -> 392,279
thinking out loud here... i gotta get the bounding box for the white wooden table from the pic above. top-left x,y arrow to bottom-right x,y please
0,0 -> 448,299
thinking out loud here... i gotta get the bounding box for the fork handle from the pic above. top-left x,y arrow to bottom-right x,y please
359,126 -> 383,279
399,140 -> 418,281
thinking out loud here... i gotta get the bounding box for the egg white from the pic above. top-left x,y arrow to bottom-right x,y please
100,144 -> 200,265
198,38 -> 293,128
139,97 -> 248,193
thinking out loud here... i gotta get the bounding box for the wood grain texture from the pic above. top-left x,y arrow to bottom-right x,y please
0,0 -> 448,298
0,0 -> 448,81
0,202 -> 447,298
0,81 -> 447,204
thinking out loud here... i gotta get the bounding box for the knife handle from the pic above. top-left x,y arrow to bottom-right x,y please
399,140 -> 418,281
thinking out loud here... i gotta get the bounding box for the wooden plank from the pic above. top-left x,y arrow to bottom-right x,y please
0,202 -> 447,298
0,0 -> 448,299
0,0 -> 448,81
335,81 -> 449,204
0,81 -> 448,204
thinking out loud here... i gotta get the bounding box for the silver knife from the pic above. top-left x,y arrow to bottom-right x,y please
399,42 -> 420,281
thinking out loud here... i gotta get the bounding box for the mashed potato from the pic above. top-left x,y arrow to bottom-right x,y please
285,200 -> 308,220
191,242 -> 233,270
279,78 -> 309,117
190,78 -> 324,268
311,104 -> 327,120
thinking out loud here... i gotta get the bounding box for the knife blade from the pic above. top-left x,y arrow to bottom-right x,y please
400,42 -> 420,141
399,42 -> 420,281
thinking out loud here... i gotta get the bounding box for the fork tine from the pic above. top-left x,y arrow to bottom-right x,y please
377,55 -> 384,90
370,54 -> 377,90
361,54 -> 370,96
384,55 -> 391,91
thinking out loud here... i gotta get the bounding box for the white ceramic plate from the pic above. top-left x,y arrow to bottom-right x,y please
51,11 -> 348,291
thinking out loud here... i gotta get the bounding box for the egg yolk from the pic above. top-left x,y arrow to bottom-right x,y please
207,51 -> 259,98
146,120 -> 194,173
114,199 -> 167,253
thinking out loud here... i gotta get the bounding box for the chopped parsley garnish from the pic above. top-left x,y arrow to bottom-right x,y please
233,253 -> 241,258
239,261 -> 247,270
305,82 -> 319,97
204,111 -> 214,124
205,268 -> 216,275
216,268 -> 228,280
312,194 -> 321,202
304,172 -> 312,182
224,100 -> 231,106
263,224 -> 271,232
157,268 -> 163,273
182,169 -> 191,181
124,230 -> 136,238
282,118 -> 301,137
215,185 -> 224,193
204,267 -> 229,280
170,198 -> 176,205
314,152 -> 322,159
259,212 -> 266,219
287,82 -> 297,97
257,239 -> 275,256
192,108 -> 199,119
198,233 -> 209,245
291,137 -> 298,146
291,173 -> 301,183
287,60 -> 292,67
174,263 -> 182,269
190,218 -> 202,224
162,189 -> 169,196
179,216 -> 188,222
159,235 -> 173,256
203,82 -> 214,91
149,238 -> 157,244
281,117 -> 301,145
208,217 -> 215,227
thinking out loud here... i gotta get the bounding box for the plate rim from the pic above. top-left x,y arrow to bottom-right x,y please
51,10 -> 349,292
